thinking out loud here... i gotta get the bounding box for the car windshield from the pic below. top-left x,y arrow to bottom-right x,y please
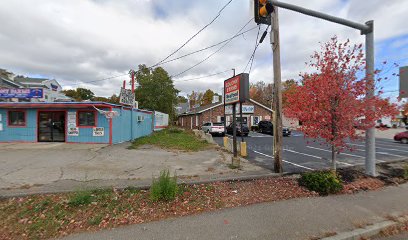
213,123 -> 223,126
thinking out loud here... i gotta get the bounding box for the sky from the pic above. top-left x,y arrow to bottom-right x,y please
0,0 -> 407,99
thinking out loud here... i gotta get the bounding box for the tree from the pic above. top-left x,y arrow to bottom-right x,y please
249,81 -> 273,107
62,88 -> 95,101
135,65 -> 179,119
284,37 -> 397,171
177,96 -> 188,104
282,79 -> 298,108
188,91 -> 203,109
201,89 -> 215,106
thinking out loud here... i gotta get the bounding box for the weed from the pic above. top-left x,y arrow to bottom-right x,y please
88,215 -> 103,226
68,191 -> 93,207
404,164 -> 408,180
150,170 -> 178,202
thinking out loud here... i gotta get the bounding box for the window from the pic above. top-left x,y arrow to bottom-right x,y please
8,110 -> 26,126
77,111 -> 96,127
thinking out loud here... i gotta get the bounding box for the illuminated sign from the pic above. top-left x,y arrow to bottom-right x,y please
223,73 -> 249,105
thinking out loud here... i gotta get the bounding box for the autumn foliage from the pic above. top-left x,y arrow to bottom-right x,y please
284,37 -> 397,167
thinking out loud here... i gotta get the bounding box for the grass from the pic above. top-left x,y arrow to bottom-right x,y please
130,127 -> 210,151
404,164 -> 408,180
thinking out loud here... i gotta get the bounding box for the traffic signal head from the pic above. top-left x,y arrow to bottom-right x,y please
254,0 -> 273,25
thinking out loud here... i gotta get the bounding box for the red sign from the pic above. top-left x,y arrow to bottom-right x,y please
224,76 -> 240,104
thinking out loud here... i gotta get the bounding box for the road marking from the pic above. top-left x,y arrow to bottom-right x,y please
253,150 -> 314,170
284,149 -> 353,166
376,152 -> 404,158
306,146 -> 364,158
347,143 -> 408,153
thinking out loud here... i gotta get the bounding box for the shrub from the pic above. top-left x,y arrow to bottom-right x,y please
299,171 -> 343,195
167,127 -> 183,134
68,191 -> 93,206
150,170 -> 178,202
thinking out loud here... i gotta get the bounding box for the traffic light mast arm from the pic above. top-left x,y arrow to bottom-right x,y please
266,0 -> 371,34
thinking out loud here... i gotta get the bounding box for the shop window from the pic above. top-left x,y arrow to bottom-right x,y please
77,111 -> 96,127
8,110 -> 26,126
253,116 -> 260,125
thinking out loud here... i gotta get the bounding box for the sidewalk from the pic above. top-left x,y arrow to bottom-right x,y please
61,183 -> 408,240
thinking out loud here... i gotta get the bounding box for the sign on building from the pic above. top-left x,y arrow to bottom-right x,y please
93,127 -> 105,137
0,88 -> 43,98
400,66 -> 408,98
225,105 -> 255,114
119,87 -> 135,106
67,127 -> 79,136
223,73 -> 249,105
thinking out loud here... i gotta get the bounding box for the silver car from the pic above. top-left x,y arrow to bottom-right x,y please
201,122 -> 225,136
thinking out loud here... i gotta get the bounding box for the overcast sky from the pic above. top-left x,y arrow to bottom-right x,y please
0,0 -> 407,98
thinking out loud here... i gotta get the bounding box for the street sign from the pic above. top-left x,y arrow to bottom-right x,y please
0,88 -> 43,98
400,66 -> 408,98
223,73 -> 249,105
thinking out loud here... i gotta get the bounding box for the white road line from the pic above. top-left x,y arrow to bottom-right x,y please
348,143 -> 408,153
350,149 -> 386,162
306,146 -> 365,158
253,150 -> 314,170
377,152 -> 405,158
284,149 -> 353,166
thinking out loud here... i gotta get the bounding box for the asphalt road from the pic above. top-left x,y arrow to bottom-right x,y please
213,131 -> 408,173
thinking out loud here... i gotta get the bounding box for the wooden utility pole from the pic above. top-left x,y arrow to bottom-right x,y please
271,8 -> 283,173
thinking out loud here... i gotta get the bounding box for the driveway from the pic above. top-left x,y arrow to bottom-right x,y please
0,142 -> 265,196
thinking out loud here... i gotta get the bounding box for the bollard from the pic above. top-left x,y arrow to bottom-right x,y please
240,142 -> 247,157
223,136 -> 228,148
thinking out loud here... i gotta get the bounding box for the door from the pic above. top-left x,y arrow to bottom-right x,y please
38,111 -> 66,142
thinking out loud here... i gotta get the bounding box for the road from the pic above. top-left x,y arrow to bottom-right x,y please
213,131 -> 408,173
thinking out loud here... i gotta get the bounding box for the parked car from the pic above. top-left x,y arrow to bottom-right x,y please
201,122 -> 225,136
258,120 -> 291,136
394,131 -> 408,144
226,122 -> 249,136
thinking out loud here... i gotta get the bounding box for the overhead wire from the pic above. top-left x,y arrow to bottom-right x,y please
171,18 -> 255,78
173,69 -> 232,82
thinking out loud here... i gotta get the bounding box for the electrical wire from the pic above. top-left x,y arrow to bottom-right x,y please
151,0 -> 234,68
243,25 -> 269,75
243,25 -> 261,73
173,69 -> 232,82
171,18 -> 254,78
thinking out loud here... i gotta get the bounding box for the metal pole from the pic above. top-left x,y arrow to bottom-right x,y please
240,103 -> 244,142
365,21 -> 376,176
271,8 -> 283,173
233,103 -> 238,157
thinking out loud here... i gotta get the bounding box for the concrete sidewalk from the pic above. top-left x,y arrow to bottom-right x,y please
61,183 -> 408,240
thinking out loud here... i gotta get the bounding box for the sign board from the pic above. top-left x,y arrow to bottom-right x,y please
67,127 -> 79,136
223,73 -> 249,105
67,112 -> 77,128
119,87 -> 135,106
0,88 -> 43,98
0,123 -> 3,131
225,105 -> 255,114
400,66 -> 408,98
93,127 -> 104,137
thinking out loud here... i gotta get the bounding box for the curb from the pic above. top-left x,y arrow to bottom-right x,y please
321,220 -> 398,240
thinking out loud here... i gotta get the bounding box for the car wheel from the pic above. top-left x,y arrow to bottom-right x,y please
401,138 -> 408,144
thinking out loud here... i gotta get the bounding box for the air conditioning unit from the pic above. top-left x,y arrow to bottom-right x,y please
137,115 -> 144,122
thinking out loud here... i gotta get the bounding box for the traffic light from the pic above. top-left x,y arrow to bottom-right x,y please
254,0 -> 273,25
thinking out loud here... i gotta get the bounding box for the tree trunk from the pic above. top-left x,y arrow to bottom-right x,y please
331,145 -> 337,171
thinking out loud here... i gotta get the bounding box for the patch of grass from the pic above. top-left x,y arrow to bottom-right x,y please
130,128 -> 209,151
299,171 -> 343,195
88,215 -> 103,226
228,164 -> 241,170
68,191 -> 94,207
150,170 -> 178,202
404,164 -> 408,180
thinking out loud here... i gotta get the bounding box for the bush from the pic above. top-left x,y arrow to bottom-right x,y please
150,170 -> 178,202
299,171 -> 343,195
167,127 -> 183,134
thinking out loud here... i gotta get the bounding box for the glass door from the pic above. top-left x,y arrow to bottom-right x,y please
38,111 -> 66,142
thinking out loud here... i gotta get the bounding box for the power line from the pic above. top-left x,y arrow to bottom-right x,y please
171,18 -> 254,78
173,69 -> 232,82
243,25 -> 261,73
151,0 -> 234,68
156,26 -> 258,67
243,25 -> 269,75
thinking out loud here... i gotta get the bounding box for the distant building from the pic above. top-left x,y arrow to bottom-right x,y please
0,76 -> 71,102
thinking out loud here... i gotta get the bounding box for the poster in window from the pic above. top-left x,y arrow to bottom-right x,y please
93,127 -> 104,137
0,123 -> 2,131
67,127 -> 79,136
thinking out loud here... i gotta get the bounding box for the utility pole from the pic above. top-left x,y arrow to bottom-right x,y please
271,8 -> 283,173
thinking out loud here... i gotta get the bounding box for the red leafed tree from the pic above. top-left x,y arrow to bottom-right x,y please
284,37 -> 397,171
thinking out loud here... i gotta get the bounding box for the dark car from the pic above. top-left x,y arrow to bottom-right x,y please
258,120 -> 291,136
226,122 -> 249,136
394,131 -> 408,144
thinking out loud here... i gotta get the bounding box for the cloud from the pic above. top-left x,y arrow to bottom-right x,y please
0,0 -> 407,97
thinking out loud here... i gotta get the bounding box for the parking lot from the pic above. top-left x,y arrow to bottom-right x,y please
213,130 -> 408,173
